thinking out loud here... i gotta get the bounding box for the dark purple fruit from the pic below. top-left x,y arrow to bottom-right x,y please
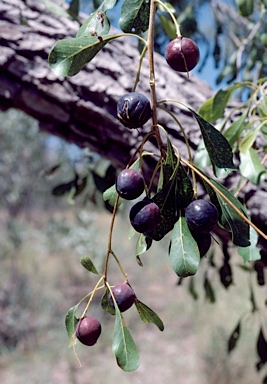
165,37 -> 200,72
117,92 -> 152,128
191,231 -> 211,257
110,282 -> 136,312
116,169 -> 144,200
130,199 -> 161,233
185,199 -> 219,233
76,317 -> 101,346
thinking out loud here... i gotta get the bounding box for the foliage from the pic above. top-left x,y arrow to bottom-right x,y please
47,0 -> 267,379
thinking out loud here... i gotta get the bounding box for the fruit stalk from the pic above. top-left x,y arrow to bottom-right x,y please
147,0 -> 165,158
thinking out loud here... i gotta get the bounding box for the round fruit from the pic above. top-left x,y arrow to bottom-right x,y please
185,199 -> 219,233
116,169 -> 144,200
109,282 -> 136,312
165,37 -> 200,72
117,92 -> 152,128
76,317 -> 101,346
130,199 -> 161,233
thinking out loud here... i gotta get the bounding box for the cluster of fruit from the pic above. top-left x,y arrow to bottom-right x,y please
75,35 -> 210,348
76,282 -> 135,346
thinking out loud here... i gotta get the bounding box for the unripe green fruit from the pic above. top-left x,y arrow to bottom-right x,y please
116,169 -> 144,200
109,282 -> 136,312
76,317 -> 101,346
165,37 -> 200,72
117,92 -> 152,128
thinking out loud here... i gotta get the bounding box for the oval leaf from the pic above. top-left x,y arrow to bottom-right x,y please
119,0 -> 150,34
169,217 -> 200,277
238,226 -> 261,263
136,233 -> 152,257
112,306 -> 140,372
49,34 -> 119,76
80,256 -> 99,274
206,176 -> 250,247
101,288 -> 115,315
189,109 -> 235,176
65,304 -> 79,346
135,299 -> 164,331
76,10 -> 110,38
239,148 -> 266,184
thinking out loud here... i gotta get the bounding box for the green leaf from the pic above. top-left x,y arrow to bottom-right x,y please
135,299 -> 164,331
112,306 -> 140,372
238,226 -> 261,262
239,126 -> 261,153
228,320 -> 242,353
103,184 -> 122,207
135,233 -> 152,257
68,0 -> 80,18
119,0 -> 150,34
169,217 -> 200,277
223,109 -> 248,147
189,109 -> 235,176
157,15 -> 176,40
194,139 -> 211,169
40,0 -> 70,18
204,275 -> 216,303
80,256 -> 99,274
239,148 -> 266,184
198,83 -> 243,122
101,288 -> 115,315
206,177 -> 250,247
49,34 -> 119,76
65,305 -> 79,346
76,10 -> 110,38
104,0 -> 119,10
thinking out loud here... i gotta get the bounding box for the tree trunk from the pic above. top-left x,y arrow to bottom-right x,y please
0,0 -> 266,250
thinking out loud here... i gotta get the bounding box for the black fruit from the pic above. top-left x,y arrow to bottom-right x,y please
185,199 -> 219,233
76,316 -> 101,346
130,199 -> 161,233
110,282 -> 136,312
116,169 -> 144,200
117,92 -> 152,128
191,231 -> 211,257
165,37 -> 200,72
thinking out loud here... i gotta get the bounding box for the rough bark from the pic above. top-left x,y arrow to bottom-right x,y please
0,0 -> 266,249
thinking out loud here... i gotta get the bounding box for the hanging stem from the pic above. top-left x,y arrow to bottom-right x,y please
181,157 -> 267,240
147,0 -> 165,158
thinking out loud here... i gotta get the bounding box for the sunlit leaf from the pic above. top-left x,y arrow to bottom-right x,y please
65,305 -> 79,346
104,0 -> 119,10
119,0 -> 150,34
40,0 -> 70,18
223,109 -> 248,147
76,10 -> 110,38
239,148 -> 266,184
189,109 -> 235,176
49,34 -> 119,76
169,217 -> 200,277
80,256 -> 99,274
112,305 -> 140,371
238,226 -> 261,262
135,299 -> 164,331
239,126 -> 261,153
103,184 -> 122,207
228,320 -> 241,353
